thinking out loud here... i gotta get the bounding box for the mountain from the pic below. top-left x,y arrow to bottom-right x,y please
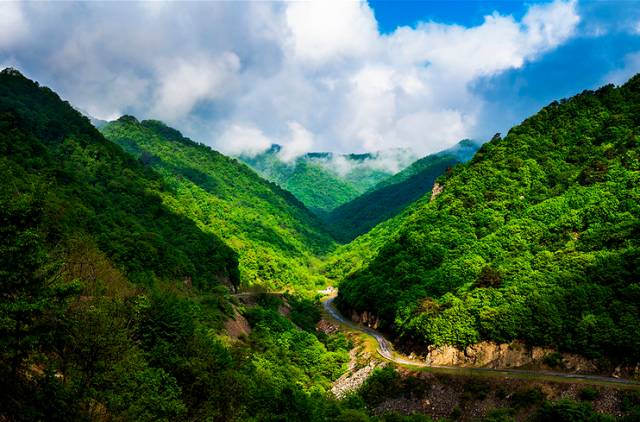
0,68 -> 239,290
101,118 -> 336,291
3,67 -> 640,422
0,68 -> 357,422
337,77 -> 640,363
325,139 -> 482,242
239,145 -> 416,215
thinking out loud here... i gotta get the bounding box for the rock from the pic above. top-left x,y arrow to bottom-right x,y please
331,348 -> 386,399
430,182 -> 443,202
224,307 -> 251,339
612,365 -> 622,378
316,319 -> 339,335
425,340 -> 597,372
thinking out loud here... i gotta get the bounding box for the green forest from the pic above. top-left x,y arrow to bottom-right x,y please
337,76 -> 640,363
2,65 -> 640,422
239,146 -> 412,215
100,117 -> 334,291
0,68 -> 367,422
325,140 -> 481,242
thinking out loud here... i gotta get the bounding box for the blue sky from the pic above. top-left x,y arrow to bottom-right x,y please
370,1 -> 529,32
1,1 -> 639,165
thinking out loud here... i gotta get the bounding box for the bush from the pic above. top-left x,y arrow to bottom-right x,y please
580,387 -> 599,401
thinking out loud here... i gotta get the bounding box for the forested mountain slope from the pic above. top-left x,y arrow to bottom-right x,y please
0,68 -> 360,422
326,140 -> 482,242
239,145 -> 416,215
101,118 -> 335,290
337,76 -> 640,363
0,68 -> 239,290
0,68 -> 242,418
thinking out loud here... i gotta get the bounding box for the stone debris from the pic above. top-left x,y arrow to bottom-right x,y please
331,348 -> 386,399
316,318 -> 339,335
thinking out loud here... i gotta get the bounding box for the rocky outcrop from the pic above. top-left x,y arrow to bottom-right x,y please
430,182 -> 443,201
224,307 -> 251,340
317,318 -> 339,335
425,341 -> 597,373
331,348 -> 386,399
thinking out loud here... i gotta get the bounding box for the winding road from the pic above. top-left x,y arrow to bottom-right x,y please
322,296 -> 640,387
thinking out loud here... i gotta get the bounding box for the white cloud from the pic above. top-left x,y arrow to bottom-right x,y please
285,0 -> 378,64
217,124 -> 273,157
523,0 -> 580,52
0,0 -> 580,160
0,2 -> 28,49
152,53 -> 240,120
278,122 -> 315,162
604,51 -> 640,85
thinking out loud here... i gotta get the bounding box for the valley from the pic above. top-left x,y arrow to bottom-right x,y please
1,66 -> 639,421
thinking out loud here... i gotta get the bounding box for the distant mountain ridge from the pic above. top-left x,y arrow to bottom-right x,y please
238,145 -> 417,215
325,139 -> 482,242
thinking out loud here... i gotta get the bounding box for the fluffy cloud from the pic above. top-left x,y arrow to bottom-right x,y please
217,124 -> 272,157
0,0 -> 581,159
278,122 -> 315,162
152,53 -> 240,120
285,1 -> 378,64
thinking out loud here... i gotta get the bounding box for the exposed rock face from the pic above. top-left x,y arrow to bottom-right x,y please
430,182 -> 443,201
224,307 -> 251,340
278,302 -> 291,317
331,348 -> 386,399
373,369 -> 629,421
425,341 -> 597,373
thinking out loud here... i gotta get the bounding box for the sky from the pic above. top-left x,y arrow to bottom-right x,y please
1,0 -> 640,162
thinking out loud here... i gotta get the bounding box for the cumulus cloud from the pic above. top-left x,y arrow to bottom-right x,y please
278,122 -> 315,162
217,124 -> 272,157
0,0 -> 581,159
152,53 -> 240,120
285,1 -> 378,64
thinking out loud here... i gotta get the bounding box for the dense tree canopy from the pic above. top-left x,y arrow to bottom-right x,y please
2,66 -> 640,421
240,145 -> 402,215
0,68 -> 350,421
337,76 -> 640,361
101,118 -> 335,291
326,140 -> 481,242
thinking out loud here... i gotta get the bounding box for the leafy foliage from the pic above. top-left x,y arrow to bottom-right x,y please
0,68 -> 356,421
101,118 -> 335,290
240,145 -> 414,215
338,77 -> 640,361
0,69 -> 239,290
326,140 -> 481,242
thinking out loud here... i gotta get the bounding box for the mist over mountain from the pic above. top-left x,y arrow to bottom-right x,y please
326,139 -> 483,242
238,144 -> 417,214
4,0 -> 640,419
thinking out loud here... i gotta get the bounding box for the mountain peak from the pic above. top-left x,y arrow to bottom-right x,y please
117,114 -> 139,124
1,67 -> 25,78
